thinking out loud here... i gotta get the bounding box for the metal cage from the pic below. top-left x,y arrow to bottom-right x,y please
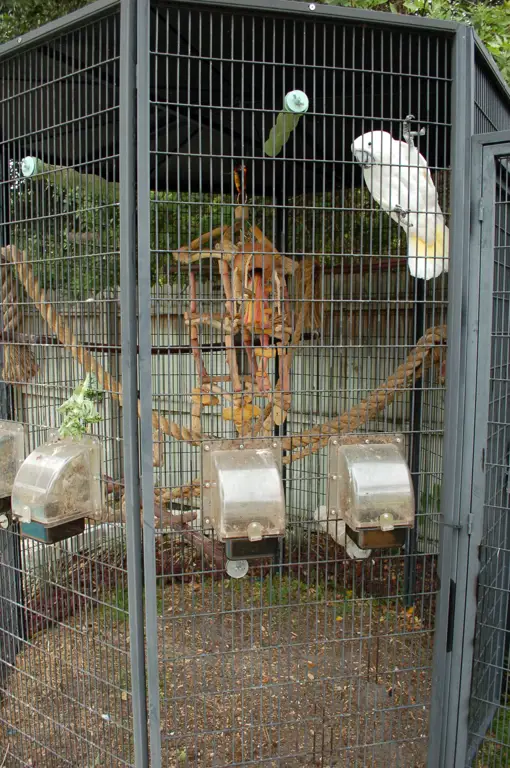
0,1 -> 508,766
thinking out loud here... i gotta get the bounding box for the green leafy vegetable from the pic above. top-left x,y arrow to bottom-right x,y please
58,374 -> 102,438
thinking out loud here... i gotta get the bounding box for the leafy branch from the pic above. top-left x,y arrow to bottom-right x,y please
58,374 -> 102,438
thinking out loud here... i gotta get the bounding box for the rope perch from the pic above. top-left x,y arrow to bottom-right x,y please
164,323 -> 446,497
1,245 -> 446,506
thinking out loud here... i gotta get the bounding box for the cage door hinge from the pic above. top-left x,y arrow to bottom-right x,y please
467,512 -> 474,536
446,579 -> 456,653
478,199 -> 484,221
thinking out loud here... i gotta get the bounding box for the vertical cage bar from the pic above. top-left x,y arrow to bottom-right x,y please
404,278 -> 425,606
428,24 -> 476,768
0,141 -> 23,724
136,0 -> 162,764
120,0 -> 149,765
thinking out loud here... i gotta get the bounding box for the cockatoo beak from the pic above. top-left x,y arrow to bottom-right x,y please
351,145 -> 372,167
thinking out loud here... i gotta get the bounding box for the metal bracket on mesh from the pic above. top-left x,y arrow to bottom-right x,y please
440,520 -> 462,531
402,114 -> 426,147
441,514 -> 474,535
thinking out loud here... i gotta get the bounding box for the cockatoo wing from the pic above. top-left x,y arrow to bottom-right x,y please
384,141 -> 449,279
403,147 -> 449,278
362,164 -> 409,227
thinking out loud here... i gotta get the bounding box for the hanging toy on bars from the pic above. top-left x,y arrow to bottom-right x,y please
233,162 -> 247,204
263,90 -> 309,158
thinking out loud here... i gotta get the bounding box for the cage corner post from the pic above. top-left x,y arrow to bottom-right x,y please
120,0 -> 150,764
427,23 -> 477,768
0,138 -> 25,706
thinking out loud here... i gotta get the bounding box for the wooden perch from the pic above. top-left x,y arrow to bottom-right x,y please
115,491 -> 225,569
172,221 -> 243,263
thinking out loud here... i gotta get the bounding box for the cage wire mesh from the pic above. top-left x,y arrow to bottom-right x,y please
139,4 -> 449,766
474,54 -> 510,136
0,8 -> 136,767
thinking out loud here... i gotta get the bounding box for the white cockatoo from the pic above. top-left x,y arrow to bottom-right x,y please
313,506 -> 371,560
351,130 -> 449,281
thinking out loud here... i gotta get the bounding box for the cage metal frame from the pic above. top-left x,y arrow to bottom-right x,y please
0,0 -> 509,766
438,129 -> 510,768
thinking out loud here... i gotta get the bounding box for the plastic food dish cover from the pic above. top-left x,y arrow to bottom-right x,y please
12,435 -> 103,528
202,439 -> 285,543
328,435 -> 415,532
0,420 -> 26,498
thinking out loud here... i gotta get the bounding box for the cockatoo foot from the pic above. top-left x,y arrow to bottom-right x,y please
393,204 -> 409,220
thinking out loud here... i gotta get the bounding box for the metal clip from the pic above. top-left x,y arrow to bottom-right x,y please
440,518 -> 462,531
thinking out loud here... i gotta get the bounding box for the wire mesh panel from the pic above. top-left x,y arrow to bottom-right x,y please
466,149 -> 510,767
474,53 -> 510,135
137,2 -> 451,764
0,8 -> 138,767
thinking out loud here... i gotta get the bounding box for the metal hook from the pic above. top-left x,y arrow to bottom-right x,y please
402,114 -> 426,147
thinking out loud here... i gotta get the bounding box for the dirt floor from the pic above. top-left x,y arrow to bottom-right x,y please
156,575 -> 433,767
0,548 -> 435,768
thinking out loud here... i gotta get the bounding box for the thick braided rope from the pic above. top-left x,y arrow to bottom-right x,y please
281,324 -> 446,464
166,324 -> 446,497
1,261 -> 39,382
3,246 -> 204,446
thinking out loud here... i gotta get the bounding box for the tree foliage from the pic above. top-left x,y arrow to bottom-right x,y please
0,0 -> 505,296
1,1 -> 508,80
2,0 -> 509,82
0,1 -> 89,43
325,0 -> 510,84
